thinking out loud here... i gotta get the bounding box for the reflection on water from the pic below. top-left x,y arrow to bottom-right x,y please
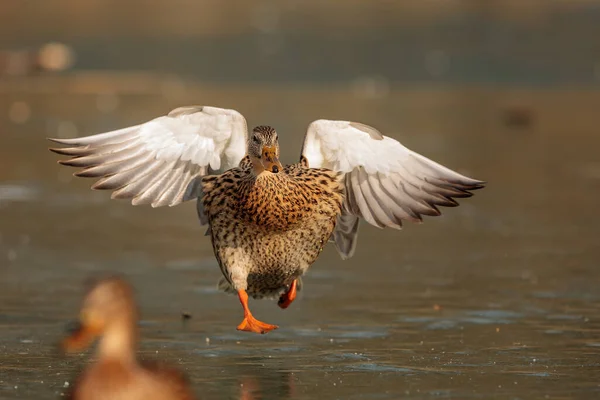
1,80 -> 600,399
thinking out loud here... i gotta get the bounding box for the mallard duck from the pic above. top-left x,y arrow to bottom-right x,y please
49,106 -> 485,334
61,276 -> 196,399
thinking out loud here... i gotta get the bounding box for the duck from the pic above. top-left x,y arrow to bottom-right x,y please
61,276 -> 196,399
49,106 -> 485,334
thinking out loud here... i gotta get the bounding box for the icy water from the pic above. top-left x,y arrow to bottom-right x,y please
1,80 -> 599,399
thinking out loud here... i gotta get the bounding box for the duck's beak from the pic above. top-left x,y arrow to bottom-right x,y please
261,146 -> 282,173
61,313 -> 103,353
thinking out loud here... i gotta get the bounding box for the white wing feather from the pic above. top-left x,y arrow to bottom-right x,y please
301,119 -> 485,259
49,106 -> 248,209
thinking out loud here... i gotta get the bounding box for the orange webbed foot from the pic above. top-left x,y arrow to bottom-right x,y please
237,315 -> 278,334
236,289 -> 278,334
277,279 -> 298,310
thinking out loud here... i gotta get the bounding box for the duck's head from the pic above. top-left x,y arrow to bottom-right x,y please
248,125 -> 283,174
62,276 -> 137,353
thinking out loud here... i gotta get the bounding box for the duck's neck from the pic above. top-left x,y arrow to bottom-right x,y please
97,316 -> 138,364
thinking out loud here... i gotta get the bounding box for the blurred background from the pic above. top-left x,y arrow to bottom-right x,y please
1,1 -> 600,399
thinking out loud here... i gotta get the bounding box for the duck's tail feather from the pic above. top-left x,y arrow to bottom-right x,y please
216,277 -> 303,300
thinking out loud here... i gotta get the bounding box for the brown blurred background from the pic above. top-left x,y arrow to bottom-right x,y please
2,0 -> 600,136
3,0 -> 600,84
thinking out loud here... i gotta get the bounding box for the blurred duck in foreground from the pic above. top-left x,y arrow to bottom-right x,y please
50,106 -> 485,334
62,276 -> 196,400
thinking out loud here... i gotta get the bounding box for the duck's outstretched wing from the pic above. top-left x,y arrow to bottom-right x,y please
301,119 -> 485,260
48,106 -> 248,208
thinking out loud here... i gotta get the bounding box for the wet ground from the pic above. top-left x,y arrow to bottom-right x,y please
1,80 -> 599,399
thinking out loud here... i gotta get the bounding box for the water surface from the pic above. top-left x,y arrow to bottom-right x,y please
0,82 -> 599,399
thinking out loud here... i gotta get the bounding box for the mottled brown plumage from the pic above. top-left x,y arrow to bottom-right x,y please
202,156 -> 344,299
62,277 -> 196,400
197,126 -> 348,333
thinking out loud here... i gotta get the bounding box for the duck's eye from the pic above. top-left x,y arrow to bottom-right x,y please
252,136 -> 260,144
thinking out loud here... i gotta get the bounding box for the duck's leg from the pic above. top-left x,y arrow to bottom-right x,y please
236,289 -> 278,334
277,279 -> 298,309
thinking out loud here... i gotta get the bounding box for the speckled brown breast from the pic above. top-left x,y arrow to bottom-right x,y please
201,160 -> 344,298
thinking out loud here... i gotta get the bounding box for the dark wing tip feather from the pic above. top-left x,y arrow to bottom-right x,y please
74,169 -> 97,178
57,158 -> 76,166
57,157 -> 89,167
49,147 -> 68,155
454,180 -> 486,192
420,182 -> 484,215
471,181 -> 486,190
47,137 -> 64,144
420,204 -> 441,217
454,179 -> 486,191
91,178 -> 121,191
47,137 -> 84,146
423,188 -> 460,207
